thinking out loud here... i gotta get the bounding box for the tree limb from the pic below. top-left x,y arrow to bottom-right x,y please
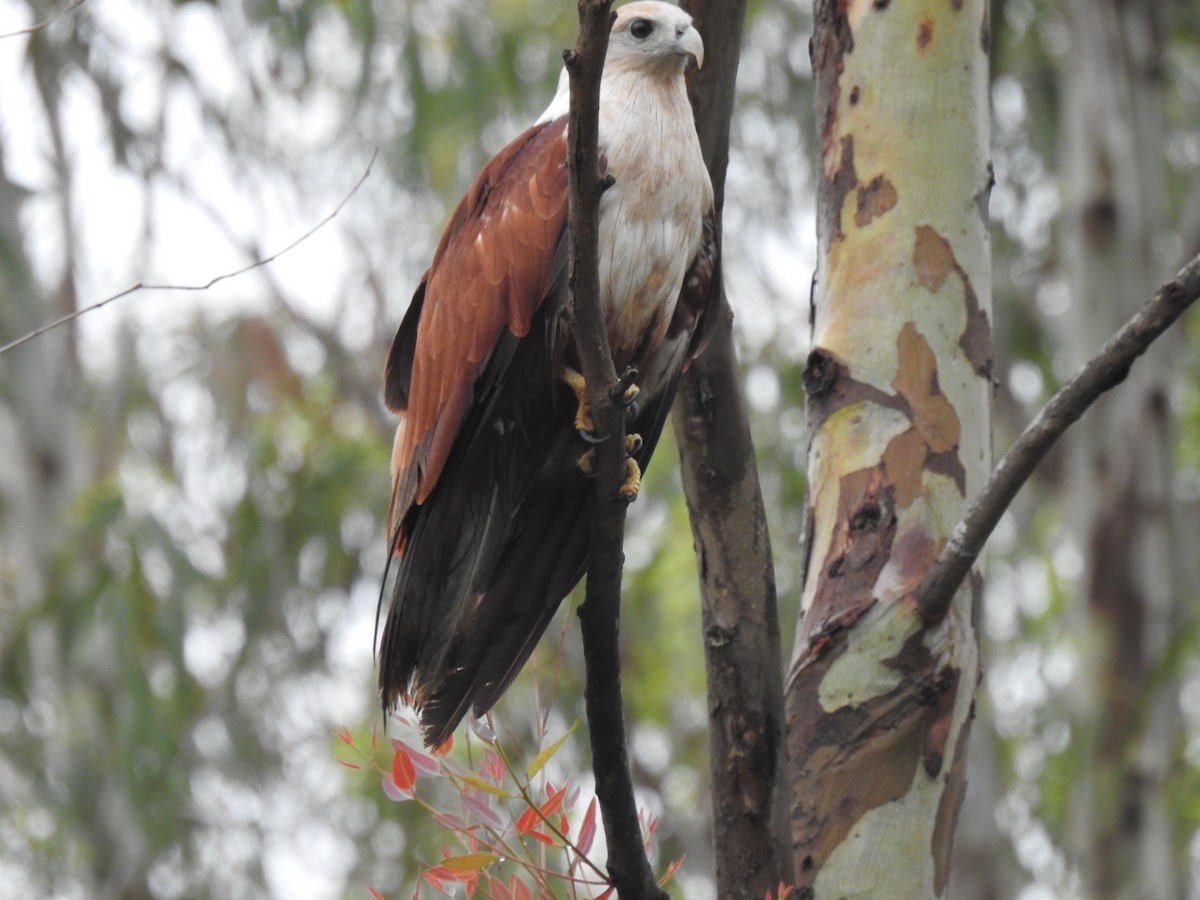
918,251 -> 1200,625
674,0 -> 791,893
563,2 -> 664,898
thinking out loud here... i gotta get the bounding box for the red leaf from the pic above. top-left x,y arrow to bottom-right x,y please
336,760 -> 362,770
336,726 -> 354,746
510,875 -> 532,900
391,738 -> 439,777
433,734 -> 454,755
658,856 -> 685,887
515,805 -> 539,835
527,829 -> 555,846
596,889 -> 615,900
370,720 -> 378,750
538,785 -> 567,819
368,887 -> 385,900
577,798 -> 597,855
392,746 -> 416,792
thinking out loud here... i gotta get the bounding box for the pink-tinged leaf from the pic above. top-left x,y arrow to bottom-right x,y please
461,794 -> 504,831
433,811 -> 467,831
336,760 -> 362,770
440,851 -> 499,871
368,886 -> 384,900
480,749 -> 505,784
487,875 -> 512,900
658,856 -> 685,887
510,875 -> 532,900
577,798 -> 598,855
391,746 -> 417,792
422,870 -> 445,892
642,814 -> 659,850
565,784 -> 581,813
469,715 -> 496,743
337,726 -> 354,746
392,738 -> 439,776
527,829 -> 556,846
370,720 -> 378,750
425,865 -> 478,884
380,774 -> 412,802
433,735 -> 454,755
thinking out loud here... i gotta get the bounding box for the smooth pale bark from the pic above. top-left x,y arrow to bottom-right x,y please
1057,1 -> 1188,894
786,0 -> 992,895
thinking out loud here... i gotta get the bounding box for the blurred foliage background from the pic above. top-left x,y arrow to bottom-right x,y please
0,0 -> 1198,897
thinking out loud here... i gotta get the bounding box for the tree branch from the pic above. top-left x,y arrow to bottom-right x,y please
918,251 -> 1200,625
0,150 -> 378,356
674,0 -> 791,893
563,2 -> 663,898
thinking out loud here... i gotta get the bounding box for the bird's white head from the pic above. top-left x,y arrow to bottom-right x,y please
608,2 -> 704,73
536,1 -> 703,124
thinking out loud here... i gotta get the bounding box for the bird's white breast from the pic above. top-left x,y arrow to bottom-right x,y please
596,73 -> 712,360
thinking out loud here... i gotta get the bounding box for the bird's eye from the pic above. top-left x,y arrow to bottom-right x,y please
629,18 -> 653,39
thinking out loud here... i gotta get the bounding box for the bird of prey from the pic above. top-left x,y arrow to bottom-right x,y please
379,1 -> 716,746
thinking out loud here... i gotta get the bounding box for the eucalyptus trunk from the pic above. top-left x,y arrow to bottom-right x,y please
786,0 -> 992,894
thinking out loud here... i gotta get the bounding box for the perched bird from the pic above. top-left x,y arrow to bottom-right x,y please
379,1 -> 716,746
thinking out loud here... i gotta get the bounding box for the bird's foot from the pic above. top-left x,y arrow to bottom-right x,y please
576,433 -> 644,503
563,366 -> 640,443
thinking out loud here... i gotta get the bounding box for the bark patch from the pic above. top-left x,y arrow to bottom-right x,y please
913,224 -> 993,379
893,323 -> 961,455
855,175 -> 899,227
917,15 -> 934,50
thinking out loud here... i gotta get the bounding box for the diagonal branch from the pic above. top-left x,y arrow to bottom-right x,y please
918,251 -> 1200,625
562,2 -> 664,899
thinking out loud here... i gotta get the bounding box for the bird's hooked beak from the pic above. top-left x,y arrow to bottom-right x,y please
676,23 -> 704,70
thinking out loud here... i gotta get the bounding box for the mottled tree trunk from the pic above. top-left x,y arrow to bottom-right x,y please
785,0 -> 992,894
1057,1 -> 1187,895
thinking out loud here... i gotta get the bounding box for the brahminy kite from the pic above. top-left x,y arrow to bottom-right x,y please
379,1 -> 717,746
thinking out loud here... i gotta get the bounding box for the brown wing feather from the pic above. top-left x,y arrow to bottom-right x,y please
386,119 -> 569,527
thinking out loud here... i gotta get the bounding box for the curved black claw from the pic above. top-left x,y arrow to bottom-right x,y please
578,426 -> 606,445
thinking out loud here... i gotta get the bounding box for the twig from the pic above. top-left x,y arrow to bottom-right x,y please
0,0 -> 87,40
563,2 -> 664,899
0,150 -> 378,356
918,251 -> 1200,625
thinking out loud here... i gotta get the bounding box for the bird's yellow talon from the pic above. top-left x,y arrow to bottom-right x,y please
619,457 -> 642,501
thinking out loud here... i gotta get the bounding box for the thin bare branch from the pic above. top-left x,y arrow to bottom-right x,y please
918,251 -> 1200,625
0,150 -> 378,356
0,0 -> 87,40
563,2 -> 663,899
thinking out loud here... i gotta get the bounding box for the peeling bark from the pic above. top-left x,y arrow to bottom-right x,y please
787,0 -> 991,894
